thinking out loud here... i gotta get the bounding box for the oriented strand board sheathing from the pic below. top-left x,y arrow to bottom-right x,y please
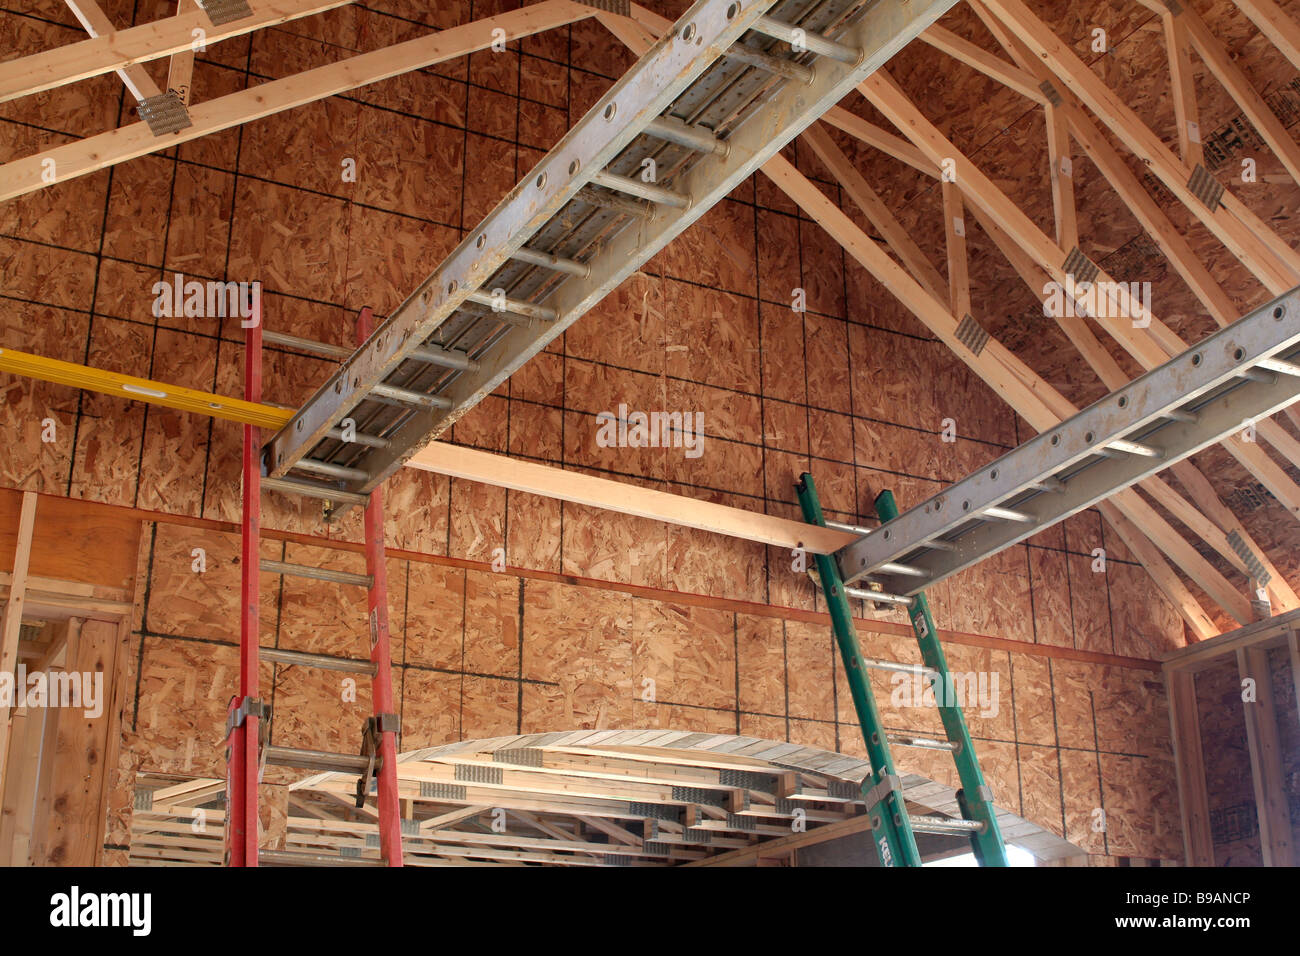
632,601 -> 735,712
736,614 -> 785,717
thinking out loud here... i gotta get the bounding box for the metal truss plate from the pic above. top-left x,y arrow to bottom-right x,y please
137,91 -> 192,136
197,0 -> 254,25
454,763 -> 504,785
493,747 -> 544,766
419,781 -> 467,801
1188,164 -> 1225,211
954,313 -> 988,357
1227,531 -> 1271,586
837,290 -> 1300,593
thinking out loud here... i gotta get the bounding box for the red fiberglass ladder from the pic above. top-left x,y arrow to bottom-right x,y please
225,303 -> 404,867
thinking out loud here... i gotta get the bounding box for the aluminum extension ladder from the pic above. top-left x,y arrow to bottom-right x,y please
796,473 -> 1008,867
224,304 -> 404,867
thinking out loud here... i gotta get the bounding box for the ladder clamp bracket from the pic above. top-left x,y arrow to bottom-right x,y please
861,773 -> 902,814
225,696 -> 270,736
369,713 -> 402,736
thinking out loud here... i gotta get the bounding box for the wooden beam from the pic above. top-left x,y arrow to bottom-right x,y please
801,122 -> 948,302
1172,0 -> 1300,187
1237,646 -> 1295,865
165,0 -> 197,107
1165,670 -> 1215,865
0,0 -> 354,103
1163,607 -> 1300,672
941,180 -> 972,318
821,106 -> 940,178
1233,0 -> 1300,72
1161,8 -> 1206,169
918,23 -> 1046,103
63,0 -> 162,102
0,492 -> 38,794
685,812 -> 871,866
981,0 -> 1300,292
406,442 -> 852,554
1044,102 -> 1079,250
0,1 -> 597,200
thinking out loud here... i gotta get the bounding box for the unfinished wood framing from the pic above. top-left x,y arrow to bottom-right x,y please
3,0 -> 1298,871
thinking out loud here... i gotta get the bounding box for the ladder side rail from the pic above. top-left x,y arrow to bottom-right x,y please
875,488 -> 1009,866
796,473 -> 922,868
227,291 -> 263,866
357,306 -> 404,867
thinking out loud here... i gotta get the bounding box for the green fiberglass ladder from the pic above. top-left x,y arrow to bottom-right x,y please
797,474 -> 1007,868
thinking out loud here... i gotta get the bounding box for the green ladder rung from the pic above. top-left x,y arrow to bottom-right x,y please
795,473 -> 1008,867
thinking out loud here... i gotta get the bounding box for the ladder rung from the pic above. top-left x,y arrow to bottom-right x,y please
260,646 -> 377,676
509,245 -> 591,278
260,559 -> 373,588
859,656 -> 935,678
293,458 -> 368,482
725,43 -> 814,82
263,329 -> 350,360
369,382 -> 454,409
886,733 -> 959,752
265,745 -> 372,775
981,505 -> 1033,523
645,116 -> 728,156
589,169 -> 691,209
1106,439 -> 1161,458
465,290 -> 557,321
921,538 -> 958,551
258,848 -> 386,867
1163,408 -> 1199,423
825,519 -> 874,536
908,814 -> 985,835
878,561 -> 925,577
326,426 -> 389,448
261,477 -> 369,506
1258,356 -> 1300,376
1237,367 -> 1275,383
844,585 -> 915,608
575,184 -> 655,220
263,329 -> 477,374
753,15 -> 861,63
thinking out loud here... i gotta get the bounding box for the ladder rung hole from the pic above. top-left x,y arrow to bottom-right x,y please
535,173 -> 547,189
1117,395 -> 1128,408
568,159 -> 580,175
1233,347 -> 1245,360
1085,431 -> 1094,442
990,469 -> 998,480
476,234 -> 485,248
726,2 -> 739,20
1192,352 -> 1202,366
1050,434 -> 1060,445
604,103 -> 617,120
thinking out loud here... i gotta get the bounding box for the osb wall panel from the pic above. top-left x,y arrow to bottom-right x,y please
100,520 -> 1184,859
0,1 -> 1187,660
